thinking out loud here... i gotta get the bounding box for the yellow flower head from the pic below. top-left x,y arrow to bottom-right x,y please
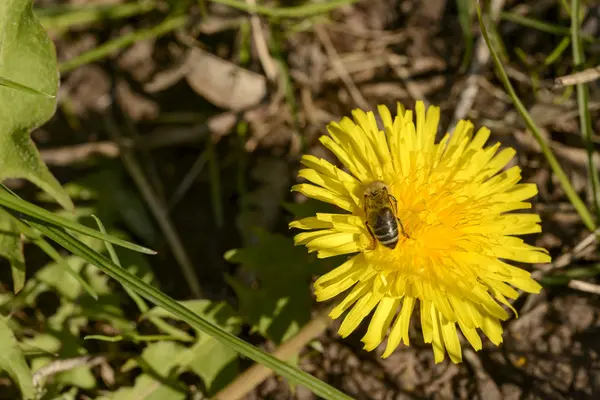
290,101 -> 550,363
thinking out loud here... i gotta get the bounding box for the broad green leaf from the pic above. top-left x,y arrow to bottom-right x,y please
145,300 -> 241,393
226,230 -> 331,344
35,255 -> 86,300
104,375 -> 185,400
141,340 -> 187,376
0,0 -> 72,210
184,335 -> 239,395
0,209 -> 26,292
103,341 -> 186,400
0,317 -> 35,399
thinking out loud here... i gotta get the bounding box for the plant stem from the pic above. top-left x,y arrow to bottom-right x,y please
571,0 -> 600,222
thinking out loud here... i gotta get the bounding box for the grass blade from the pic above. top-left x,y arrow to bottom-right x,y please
91,215 -> 148,311
207,139 -> 224,228
544,37 -> 571,66
501,11 -> 598,43
456,0 -> 474,72
571,0 -> 600,220
0,185 -> 156,254
540,263 -> 600,286
475,1 -> 596,232
31,221 -> 353,400
209,0 -> 359,18
58,16 -> 186,73
37,0 -> 156,31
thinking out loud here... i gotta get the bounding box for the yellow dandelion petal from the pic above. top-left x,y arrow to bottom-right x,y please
382,295 -> 415,357
290,101 -> 551,363
362,297 -> 400,351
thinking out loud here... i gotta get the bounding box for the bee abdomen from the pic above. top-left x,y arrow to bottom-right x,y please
373,208 -> 399,249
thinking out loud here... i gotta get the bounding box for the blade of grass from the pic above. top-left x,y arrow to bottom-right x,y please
0,76 -> 54,98
571,0 -> 600,221
91,215 -> 147,310
0,185 -> 156,254
271,26 -> 303,150
544,37 -> 571,66
476,1 -> 596,232
37,0 -> 156,31
457,0 -> 474,72
540,263 -> 600,286
85,333 -> 188,342
209,0 -> 359,19
501,11 -> 597,42
207,139 -> 224,228
30,221 -> 353,400
58,16 -> 186,73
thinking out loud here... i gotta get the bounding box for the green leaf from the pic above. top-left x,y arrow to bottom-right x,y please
185,335 -> 239,395
0,209 -> 26,293
225,230 -> 330,344
0,0 -> 72,210
109,341 -> 187,400
35,255 -> 87,300
0,317 -> 35,399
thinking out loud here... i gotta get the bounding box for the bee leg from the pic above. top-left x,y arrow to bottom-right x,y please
397,217 -> 410,239
389,195 -> 410,239
364,221 -> 377,250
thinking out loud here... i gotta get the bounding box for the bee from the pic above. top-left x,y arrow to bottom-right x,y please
363,181 -> 409,250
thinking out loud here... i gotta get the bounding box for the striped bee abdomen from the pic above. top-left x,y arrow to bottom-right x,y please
372,207 -> 399,249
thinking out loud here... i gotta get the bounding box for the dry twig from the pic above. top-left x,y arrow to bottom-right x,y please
568,279 -> 600,295
315,25 -> 369,110
33,355 -> 107,388
555,66 -> 600,87
246,0 -> 278,82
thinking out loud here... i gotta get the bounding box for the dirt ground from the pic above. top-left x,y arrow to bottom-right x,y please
24,0 -> 600,399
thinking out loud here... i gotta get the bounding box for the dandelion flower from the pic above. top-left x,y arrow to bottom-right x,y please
290,101 -> 550,363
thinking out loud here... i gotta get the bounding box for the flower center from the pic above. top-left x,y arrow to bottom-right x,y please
364,173 -> 483,278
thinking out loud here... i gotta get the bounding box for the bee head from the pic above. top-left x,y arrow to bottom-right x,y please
364,180 -> 389,197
